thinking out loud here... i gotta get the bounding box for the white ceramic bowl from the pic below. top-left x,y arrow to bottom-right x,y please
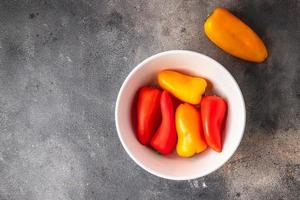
115,50 -> 246,180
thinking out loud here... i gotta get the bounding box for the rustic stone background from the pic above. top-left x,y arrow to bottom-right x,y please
0,0 -> 299,199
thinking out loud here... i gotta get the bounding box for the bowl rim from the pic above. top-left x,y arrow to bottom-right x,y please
115,50 -> 246,180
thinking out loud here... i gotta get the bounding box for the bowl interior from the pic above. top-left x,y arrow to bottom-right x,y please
116,51 -> 245,180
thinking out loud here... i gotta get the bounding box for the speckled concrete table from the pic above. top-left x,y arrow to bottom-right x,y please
0,0 -> 299,200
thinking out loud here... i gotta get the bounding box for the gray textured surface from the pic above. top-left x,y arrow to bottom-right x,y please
0,0 -> 299,199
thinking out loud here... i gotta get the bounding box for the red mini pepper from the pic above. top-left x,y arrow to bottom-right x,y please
150,91 -> 177,155
201,96 -> 227,152
136,87 -> 161,145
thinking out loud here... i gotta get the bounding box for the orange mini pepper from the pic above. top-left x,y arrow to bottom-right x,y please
175,103 -> 207,157
158,70 -> 207,105
204,7 -> 268,63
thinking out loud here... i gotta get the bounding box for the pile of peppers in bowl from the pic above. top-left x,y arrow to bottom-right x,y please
134,70 -> 227,157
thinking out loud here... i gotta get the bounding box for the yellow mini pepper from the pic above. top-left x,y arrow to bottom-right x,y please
204,7 -> 268,63
158,70 -> 207,105
176,103 -> 207,157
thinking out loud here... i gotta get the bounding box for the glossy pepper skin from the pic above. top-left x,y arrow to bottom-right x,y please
201,96 -> 227,152
204,7 -> 268,63
158,70 -> 207,105
136,87 -> 161,145
150,91 -> 177,155
176,103 -> 207,157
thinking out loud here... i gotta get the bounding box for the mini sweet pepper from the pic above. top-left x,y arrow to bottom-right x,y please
151,91 -> 177,155
201,96 -> 227,152
158,70 -> 207,105
176,103 -> 207,157
136,87 -> 161,145
204,7 -> 268,62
